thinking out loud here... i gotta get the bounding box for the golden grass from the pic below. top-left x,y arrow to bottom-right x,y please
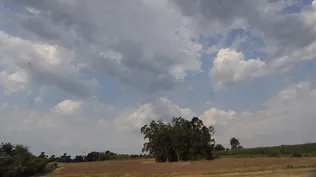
47,163 -> 316,177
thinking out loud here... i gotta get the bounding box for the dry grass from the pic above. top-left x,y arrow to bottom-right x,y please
48,157 -> 316,177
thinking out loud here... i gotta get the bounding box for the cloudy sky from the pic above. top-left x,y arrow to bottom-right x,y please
1,0 -> 316,156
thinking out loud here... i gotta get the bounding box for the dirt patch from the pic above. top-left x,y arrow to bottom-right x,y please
56,158 -> 316,175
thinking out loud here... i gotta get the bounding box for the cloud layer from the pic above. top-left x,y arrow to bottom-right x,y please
3,0 -> 203,92
0,0 -> 316,156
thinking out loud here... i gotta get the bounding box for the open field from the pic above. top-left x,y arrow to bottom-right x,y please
49,157 -> 316,177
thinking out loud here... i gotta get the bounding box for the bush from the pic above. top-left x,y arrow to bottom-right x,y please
44,162 -> 59,172
291,152 -> 302,158
285,164 -> 294,169
0,143 -> 49,177
303,153 -> 312,157
267,152 -> 281,157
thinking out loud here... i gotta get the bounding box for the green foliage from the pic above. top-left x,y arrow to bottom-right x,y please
214,143 -> 316,158
48,152 -> 152,163
141,117 -> 216,162
0,142 -> 48,177
230,137 -> 240,149
291,152 -> 302,158
43,162 -> 59,173
215,144 -> 225,151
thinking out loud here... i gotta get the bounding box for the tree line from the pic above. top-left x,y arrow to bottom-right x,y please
0,142 -> 151,177
47,151 -> 152,163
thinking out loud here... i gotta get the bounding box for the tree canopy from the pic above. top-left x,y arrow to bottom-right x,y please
141,117 -> 215,162
230,137 -> 242,149
0,143 -> 48,177
214,144 -> 225,151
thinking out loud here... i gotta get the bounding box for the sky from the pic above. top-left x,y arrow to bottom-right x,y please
0,0 -> 316,156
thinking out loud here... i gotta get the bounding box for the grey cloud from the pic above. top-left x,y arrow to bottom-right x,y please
20,15 -> 77,49
6,0 -> 202,91
25,62 -> 98,98
170,0 -> 259,35
0,31 -> 97,98
171,0 -> 316,87
170,0 -> 315,52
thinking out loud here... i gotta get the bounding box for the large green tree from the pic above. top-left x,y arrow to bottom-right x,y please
141,117 -> 215,162
230,137 -> 241,149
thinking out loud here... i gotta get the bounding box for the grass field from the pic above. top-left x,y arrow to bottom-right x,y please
214,143 -> 316,158
47,157 -> 316,177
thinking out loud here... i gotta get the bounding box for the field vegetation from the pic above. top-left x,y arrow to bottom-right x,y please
214,143 -> 316,158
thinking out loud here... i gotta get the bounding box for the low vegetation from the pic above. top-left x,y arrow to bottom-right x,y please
214,142 -> 316,158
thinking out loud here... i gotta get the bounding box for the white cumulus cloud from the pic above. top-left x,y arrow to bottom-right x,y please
118,97 -> 236,132
0,71 -> 28,94
117,97 -> 196,130
211,48 -> 266,90
53,99 -> 82,115
200,108 -> 236,125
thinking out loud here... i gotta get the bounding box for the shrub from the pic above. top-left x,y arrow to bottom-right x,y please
291,152 -> 302,158
267,152 -> 281,157
303,153 -> 312,157
285,164 -> 294,169
44,162 -> 59,173
0,143 -> 49,177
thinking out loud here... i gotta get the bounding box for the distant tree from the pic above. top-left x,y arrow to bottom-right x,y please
0,142 -> 14,156
64,155 -> 72,162
61,153 -> 72,163
230,137 -> 240,149
86,151 -> 100,161
73,155 -> 84,162
48,155 -> 56,162
215,144 -> 225,151
38,152 -> 47,159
